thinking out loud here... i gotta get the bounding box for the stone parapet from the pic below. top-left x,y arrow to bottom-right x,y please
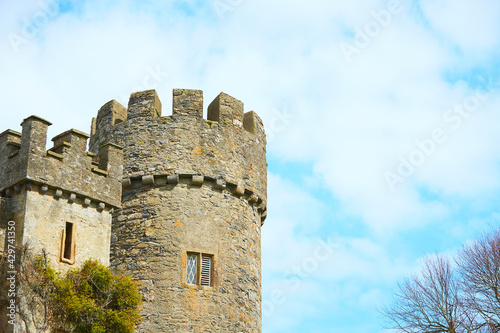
90,89 -> 267,205
0,116 -> 123,208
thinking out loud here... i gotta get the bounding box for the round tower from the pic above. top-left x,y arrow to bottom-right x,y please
90,89 -> 267,332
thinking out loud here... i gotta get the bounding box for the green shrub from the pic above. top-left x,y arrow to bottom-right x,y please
0,246 -> 141,333
47,260 -> 142,333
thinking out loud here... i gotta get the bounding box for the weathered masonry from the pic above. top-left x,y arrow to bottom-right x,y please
90,89 -> 267,332
0,88 -> 267,333
0,116 -> 123,332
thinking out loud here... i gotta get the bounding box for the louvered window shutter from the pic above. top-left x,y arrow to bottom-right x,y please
200,255 -> 212,286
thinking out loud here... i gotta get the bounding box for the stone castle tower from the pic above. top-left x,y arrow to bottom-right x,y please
0,88 -> 267,332
0,116 -> 123,332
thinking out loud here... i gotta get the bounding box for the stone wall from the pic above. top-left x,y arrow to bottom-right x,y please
22,186 -> 113,269
113,177 -> 262,332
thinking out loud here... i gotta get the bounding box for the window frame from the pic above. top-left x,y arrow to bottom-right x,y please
60,222 -> 76,265
182,250 -> 216,288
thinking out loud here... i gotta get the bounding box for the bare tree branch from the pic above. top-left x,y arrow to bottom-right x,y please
457,229 -> 500,331
382,228 -> 500,333
381,254 -> 475,333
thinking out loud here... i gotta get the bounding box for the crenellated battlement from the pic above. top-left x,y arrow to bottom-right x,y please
0,116 -> 123,208
0,129 -> 22,159
89,89 -> 267,206
90,89 -> 265,139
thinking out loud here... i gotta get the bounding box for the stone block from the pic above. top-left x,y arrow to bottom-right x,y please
167,174 -> 179,184
192,175 -> 204,186
173,89 -> 203,118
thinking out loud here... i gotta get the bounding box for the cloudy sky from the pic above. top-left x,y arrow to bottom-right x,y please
2,0 -> 500,331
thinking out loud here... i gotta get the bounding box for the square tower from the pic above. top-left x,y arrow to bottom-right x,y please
0,116 -> 123,332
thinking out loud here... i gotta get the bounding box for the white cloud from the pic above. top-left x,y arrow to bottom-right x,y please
263,174 -> 418,331
420,0 -> 500,52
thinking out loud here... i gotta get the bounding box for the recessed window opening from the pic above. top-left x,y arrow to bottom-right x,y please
186,252 -> 213,287
61,222 -> 75,264
63,222 -> 73,260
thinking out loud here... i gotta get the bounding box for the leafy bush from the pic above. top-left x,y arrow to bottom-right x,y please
47,260 -> 142,333
1,246 -> 141,333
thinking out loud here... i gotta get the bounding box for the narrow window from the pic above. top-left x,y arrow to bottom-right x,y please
61,222 -> 75,263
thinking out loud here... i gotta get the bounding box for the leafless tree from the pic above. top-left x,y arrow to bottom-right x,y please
457,229 -> 500,332
381,228 -> 500,333
381,254 -> 477,333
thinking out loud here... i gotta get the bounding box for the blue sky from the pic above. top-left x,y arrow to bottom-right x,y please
1,0 -> 500,331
